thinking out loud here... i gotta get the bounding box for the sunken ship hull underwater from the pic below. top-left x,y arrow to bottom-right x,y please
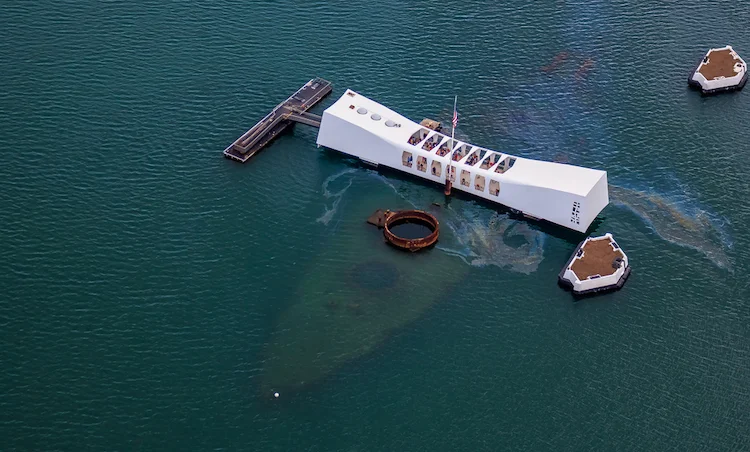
259,189 -> 468,394
316,90 -> 610,233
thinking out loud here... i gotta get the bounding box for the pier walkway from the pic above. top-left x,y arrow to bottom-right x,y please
224,77 -> 332,163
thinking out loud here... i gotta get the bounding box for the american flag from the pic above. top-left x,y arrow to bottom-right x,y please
452,108 -> 458,128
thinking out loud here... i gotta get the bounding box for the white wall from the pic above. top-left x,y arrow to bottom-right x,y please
318,112 -> 450,184
317,107 -> 607,233
580,173 -> 609,229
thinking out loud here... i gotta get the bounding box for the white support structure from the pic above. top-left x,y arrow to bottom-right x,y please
316,90 -> 610,233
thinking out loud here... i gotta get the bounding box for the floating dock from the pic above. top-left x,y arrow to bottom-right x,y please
558,233 -> 630,296
224,77 -> 332,162
689,46 -> 747,94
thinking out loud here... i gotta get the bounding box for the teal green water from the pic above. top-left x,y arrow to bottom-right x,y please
2,1 -> 749,450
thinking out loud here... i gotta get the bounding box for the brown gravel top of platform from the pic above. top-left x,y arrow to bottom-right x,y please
698,49 -> 741,80
570,238 -> 624,279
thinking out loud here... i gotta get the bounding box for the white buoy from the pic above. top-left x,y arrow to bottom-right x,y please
274,392 -> 279,398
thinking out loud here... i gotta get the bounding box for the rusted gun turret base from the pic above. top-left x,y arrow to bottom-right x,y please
367,209 -> 439,252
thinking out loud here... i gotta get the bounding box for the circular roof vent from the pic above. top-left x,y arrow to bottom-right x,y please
371,113 -> 382,121
385,119 -> 396,127
357,107 -> 367,115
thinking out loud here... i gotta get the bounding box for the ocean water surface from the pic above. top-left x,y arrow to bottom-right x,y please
1,1 -> 749,450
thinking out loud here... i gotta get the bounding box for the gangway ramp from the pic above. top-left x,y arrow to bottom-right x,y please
223,77 -> 332,163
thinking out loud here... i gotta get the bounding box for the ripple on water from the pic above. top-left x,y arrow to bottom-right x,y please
2,0 -> 750,450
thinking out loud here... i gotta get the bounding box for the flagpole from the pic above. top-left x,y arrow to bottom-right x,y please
444,95 -> 457,196
450,95 -> 457,149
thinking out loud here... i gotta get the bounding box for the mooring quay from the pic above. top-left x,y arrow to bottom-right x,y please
223,77 -> 332,162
